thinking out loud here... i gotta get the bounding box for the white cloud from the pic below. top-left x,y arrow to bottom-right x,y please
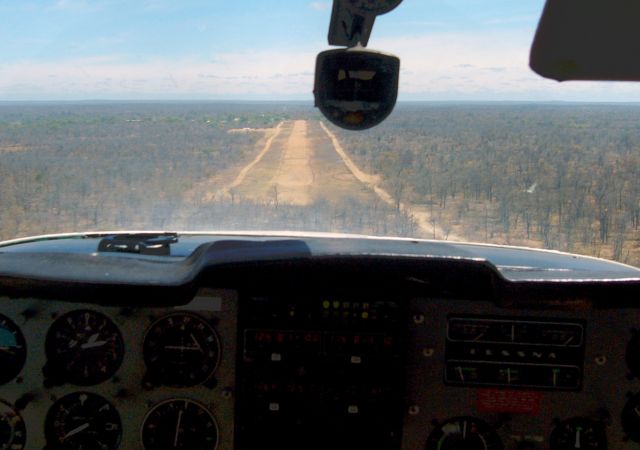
0,50 -> 319,100
309,2 -> 330,11
483,15 -> 540,26
3,30 -> 640,101
53,0 -> 102,12
370,31 -> 640,100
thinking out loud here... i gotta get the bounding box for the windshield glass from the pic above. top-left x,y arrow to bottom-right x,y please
1,1 -> 640,266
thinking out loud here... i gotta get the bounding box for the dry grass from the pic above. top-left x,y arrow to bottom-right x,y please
427,193 -> 640,266
0,145 -> 28,153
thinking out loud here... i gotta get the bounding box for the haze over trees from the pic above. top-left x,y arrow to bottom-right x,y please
0,102 -> 638,267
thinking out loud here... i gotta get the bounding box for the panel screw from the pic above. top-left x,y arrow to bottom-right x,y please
222,388 -> 233,399
413,314 -> 425,324
595,354 -> 607,366
408,405 -> 420,415
423,347 -> 435,358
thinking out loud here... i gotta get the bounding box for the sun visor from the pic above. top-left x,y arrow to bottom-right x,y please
530,0 -> 640,81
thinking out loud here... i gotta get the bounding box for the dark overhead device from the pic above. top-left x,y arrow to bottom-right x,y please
314,48 -> 400,130
531,0 -> 640,81
328,0 -> 403,47
316,0 -> 403,131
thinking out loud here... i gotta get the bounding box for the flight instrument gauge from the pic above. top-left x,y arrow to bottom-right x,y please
0,314 -> 26,385
621,393 -> 640,442
0,400 -> 26,450
45,392 -> 121,450
45,310 -> 124,385
549,417 -> 607,450
143,313 -> 220,387
141,398 -> 219,450
426,416 -> 503,450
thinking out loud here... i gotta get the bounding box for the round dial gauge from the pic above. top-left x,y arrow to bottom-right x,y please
549,417 -> 607,450
141,399 -> 219,450
143,313 -> 220,387
0,400 -> 26,450
621,394 -> 640,442
0,314 -> 26,385
346,0 -> 402,14
426,416 -> 503,450
45,310 -> 124,385
45,392 -> 121,450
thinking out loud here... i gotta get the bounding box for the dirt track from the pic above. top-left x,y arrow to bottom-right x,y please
269,120 -> 314,205
319,122 -> 463,241
227,120 -> 376,207
201,119 -> 460,240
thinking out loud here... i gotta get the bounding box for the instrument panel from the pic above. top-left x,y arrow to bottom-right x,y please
0,289 -> 237,450
1,288 -> 640,448
235,294 -> 406,450
404,298 -> 640,450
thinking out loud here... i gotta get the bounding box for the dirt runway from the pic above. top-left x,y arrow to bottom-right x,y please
228,120 -> 376,207
195,119 -> 459,240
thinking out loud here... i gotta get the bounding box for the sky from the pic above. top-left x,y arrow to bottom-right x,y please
2,0 -> 640,102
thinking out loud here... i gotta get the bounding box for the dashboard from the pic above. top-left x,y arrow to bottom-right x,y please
0,232 -> 640,450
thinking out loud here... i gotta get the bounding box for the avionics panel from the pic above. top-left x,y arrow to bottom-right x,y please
403,297 -> 640,450
445,316 -> 585,390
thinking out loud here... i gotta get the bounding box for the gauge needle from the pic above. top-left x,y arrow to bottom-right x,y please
164,345 -> 200,351
63,422 -> 89,440
190,333 -> 203,353
173,409 -> 183,447
575,426 -> 582,448
472,332 -> 486,341
0,346 -> 16,354
81,333 -> 107,349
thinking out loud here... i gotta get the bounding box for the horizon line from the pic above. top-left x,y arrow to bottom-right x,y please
3,99 -> 640,105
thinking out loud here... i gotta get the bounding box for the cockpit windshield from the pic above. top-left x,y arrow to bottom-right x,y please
1,0 -> 640,267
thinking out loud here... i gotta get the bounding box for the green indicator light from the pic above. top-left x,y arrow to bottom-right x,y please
322,300 -> 330,309
333,301 -> 340,309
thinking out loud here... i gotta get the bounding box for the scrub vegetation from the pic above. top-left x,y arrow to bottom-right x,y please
334,103 -> 640,265
0,102 -> 638,266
